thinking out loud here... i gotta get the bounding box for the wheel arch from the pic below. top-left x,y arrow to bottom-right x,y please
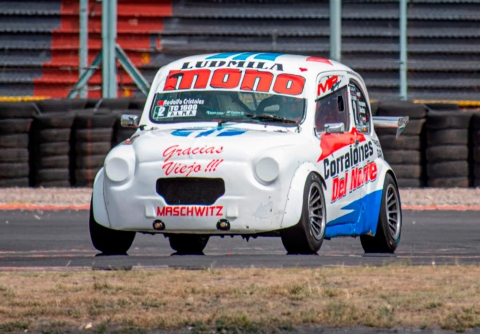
92,167 -> 110,228
281,162 -> 325,229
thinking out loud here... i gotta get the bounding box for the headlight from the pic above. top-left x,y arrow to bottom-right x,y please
255,157 -> 279,183
105,157 -> 130,182
104,145 -> 136,183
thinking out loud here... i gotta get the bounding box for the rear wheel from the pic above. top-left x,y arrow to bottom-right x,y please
280,173 -> 326,254
168,234 -> 210,254
89,200 -> 136,255
360,174 -> 402,253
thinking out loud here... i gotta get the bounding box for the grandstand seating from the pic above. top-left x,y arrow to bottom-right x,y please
0,0 -> 479,101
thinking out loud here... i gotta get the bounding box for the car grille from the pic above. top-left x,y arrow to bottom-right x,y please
156,177 -> 225,205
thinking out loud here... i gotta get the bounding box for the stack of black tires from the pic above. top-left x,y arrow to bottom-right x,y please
470,114 -> 480,187
31,112 -> 76,187
72,109 -> 117,187
375,101 -> 427,188
425,107 -> 472,188
0,102 -> 36,187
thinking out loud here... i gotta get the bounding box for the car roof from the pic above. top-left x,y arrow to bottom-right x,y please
162,52 -> 353,74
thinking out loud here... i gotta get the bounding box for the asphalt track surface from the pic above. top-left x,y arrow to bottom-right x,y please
1,209 -> 480,269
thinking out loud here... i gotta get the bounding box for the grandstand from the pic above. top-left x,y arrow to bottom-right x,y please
0,0 -> 479,101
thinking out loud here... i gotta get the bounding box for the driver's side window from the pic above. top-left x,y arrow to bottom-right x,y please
314,86 -> 349,132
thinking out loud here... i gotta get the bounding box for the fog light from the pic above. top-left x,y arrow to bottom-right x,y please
153,220 -> 165,230
216,219 -> 230,231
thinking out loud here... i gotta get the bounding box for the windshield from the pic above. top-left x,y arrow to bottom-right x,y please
149,90 -> 306,126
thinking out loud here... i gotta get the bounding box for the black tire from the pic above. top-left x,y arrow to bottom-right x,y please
75,142 -> 111,155
75,128 -> 113,142
426,129 -> 468,146
38,128 -> 71,143
73,109 -> 117,129
75,168 -> 101,181
98,98 -> 131,110
38,143 -> 70,156
0,102 -> 37,119
474,148 -> 480,163
33,112 -> 75,129
427,161 -> 469,178
360,174 -> 401,253
383,150 -> 421,165
0,148 -> 29,163
168,234 -> 210,255
397,178 -> 423,188
128,98 -> 147,110
377,135 -> 420,150
36,99 -> 87,113
473,164 -> 480,178
36,180 -> 72,188
36,168 -> 70,182
471,113 -> 480,130
89,200 -> 136,255
370,101 -> 379,116
376,101 -> 427,119
425,103 -> 459,111
427,177 -> 470,188
35,156 -> 69,169
0,177 -> 29,187
0,119 -> 32,134
472,130 -> 480,146
76,155 -> 105,169
280,172 -> 326,254
389,164 -> 422,179
426,111 -> 472,130
426,145 -> 468,162
0,134 -> 29,148
0,163 -> 29,178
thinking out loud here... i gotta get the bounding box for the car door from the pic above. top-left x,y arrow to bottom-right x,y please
315,71 -> 363,228
347,78 -> 379,234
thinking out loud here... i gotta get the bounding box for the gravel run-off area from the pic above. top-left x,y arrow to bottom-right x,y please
0,188 -> 480,207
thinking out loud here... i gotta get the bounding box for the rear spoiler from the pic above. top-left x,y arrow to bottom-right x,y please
372,116 -> 409,138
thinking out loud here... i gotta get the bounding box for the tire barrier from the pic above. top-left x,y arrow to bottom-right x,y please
425,111 -> 472,188
0,99 -> 478,188
30,112 -> 75,188
376,101 -> 427,188
0,102 -> 36,187
471,114 -> 480,188
72,109 -> 117,187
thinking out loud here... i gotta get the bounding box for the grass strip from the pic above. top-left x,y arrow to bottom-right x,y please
1,265 -> 480,333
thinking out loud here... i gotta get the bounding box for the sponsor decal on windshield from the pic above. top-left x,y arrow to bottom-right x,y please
152,98 -> 204,120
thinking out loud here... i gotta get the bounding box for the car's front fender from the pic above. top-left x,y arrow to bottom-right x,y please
281,162 -> 322,229
92,167 -> 110,228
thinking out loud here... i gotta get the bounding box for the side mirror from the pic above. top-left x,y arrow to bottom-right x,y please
120,114 -> 140,128
325,122 -> 345,134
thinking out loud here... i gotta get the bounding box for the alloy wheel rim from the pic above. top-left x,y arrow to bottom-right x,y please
308,182 -> 325,240
385,184 -> 401,240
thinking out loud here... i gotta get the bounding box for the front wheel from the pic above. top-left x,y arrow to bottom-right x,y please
168,234 -> 210,254
89,200 -> 136,255
360,173 -> 402,253
280,173 -> 326,254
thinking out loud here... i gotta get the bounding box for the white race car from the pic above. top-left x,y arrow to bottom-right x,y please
90,53 -> 408,255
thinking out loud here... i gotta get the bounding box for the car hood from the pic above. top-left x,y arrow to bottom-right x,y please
130,126 -> 308,164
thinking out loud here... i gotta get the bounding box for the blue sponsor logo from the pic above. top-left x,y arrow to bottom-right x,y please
206,52 -> 284,62
171,128 -> 246,138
